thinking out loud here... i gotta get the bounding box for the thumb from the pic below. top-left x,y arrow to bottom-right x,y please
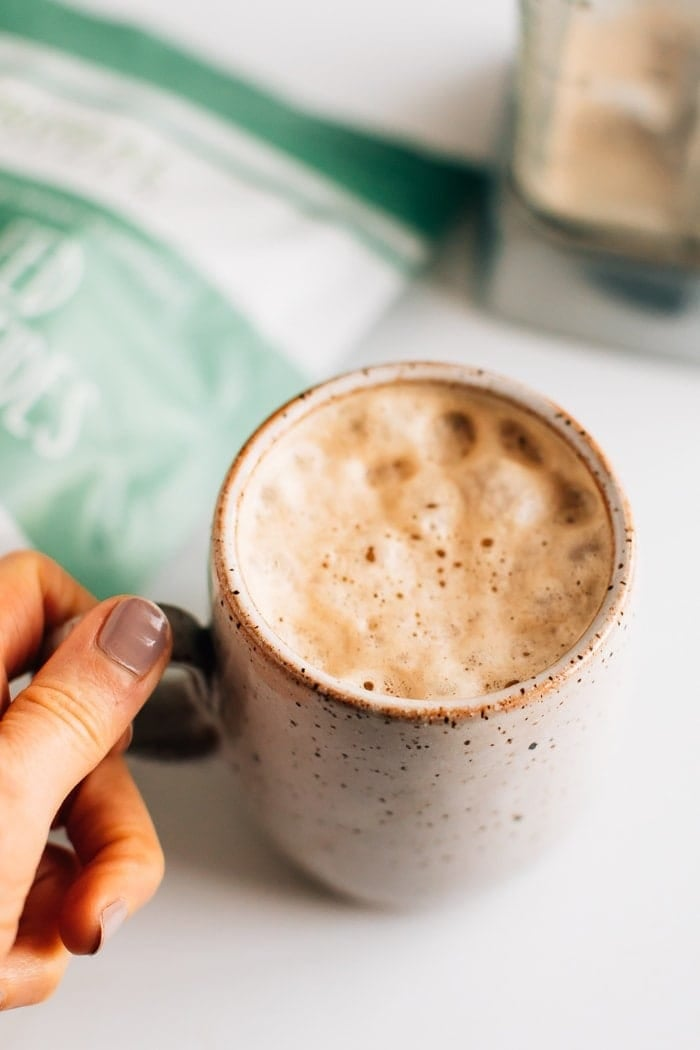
0,597 -> 171,956
0,597 -> 171,812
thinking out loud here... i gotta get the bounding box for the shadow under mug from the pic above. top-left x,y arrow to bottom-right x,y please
132,361 -> 636,907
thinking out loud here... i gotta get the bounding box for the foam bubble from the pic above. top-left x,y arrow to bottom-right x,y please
498,418 -> 543,465
553,475 -> 598,526
428,410 -> 477,464
367,455 -> 417,486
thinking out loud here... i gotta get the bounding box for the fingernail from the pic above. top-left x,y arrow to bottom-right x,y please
94,899 -> 128,953
97,599 -> 170,677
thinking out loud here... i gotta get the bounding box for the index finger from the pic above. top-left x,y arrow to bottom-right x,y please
0,551 -> 95,684
0,595 -> 171,960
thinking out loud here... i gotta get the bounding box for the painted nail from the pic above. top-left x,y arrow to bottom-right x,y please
94,898 -> 128,953
97,599 -> 170,677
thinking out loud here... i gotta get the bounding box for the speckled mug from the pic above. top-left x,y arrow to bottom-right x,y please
142,362 -> 635,906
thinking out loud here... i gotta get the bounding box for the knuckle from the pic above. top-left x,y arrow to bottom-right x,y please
0,910 -> 19,960
3,549 -> 57,590
0,835 -> 34,952
149,840 -> 166,888
102,830 -> 165,894
119,831 -> 165,884
0,922 -> 70,1011
20,678 -> 107,759
2,549 -> 43,573
37,953 -> 68,1003
11,956 -> 68,1009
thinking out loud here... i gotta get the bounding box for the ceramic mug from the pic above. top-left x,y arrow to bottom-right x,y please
134,361 -> 635,906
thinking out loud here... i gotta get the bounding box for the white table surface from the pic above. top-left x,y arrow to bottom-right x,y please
5,3 -> 700,1047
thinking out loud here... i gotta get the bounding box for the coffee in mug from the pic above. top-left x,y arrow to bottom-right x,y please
236,378 -> 613,700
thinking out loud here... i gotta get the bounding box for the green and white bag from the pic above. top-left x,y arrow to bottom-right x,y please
0,0 -> 480,595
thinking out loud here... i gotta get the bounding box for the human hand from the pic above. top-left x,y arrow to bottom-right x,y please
0,551 -> 172,1010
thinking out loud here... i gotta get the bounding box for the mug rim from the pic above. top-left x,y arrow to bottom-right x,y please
212,361 -> 635,721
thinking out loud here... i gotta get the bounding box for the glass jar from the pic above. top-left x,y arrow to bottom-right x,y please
512,0 -> 700,266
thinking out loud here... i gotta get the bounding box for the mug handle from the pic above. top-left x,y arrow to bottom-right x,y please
130,603 -> 220,760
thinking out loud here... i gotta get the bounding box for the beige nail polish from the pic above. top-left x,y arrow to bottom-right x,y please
97,598 -> 170,676
95,899 -> 128,953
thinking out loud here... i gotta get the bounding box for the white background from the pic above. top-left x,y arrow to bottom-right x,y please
4,2 -> 700,1048
68,0 -> 515,163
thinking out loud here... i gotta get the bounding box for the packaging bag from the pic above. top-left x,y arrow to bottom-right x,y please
0,0 -> 481,595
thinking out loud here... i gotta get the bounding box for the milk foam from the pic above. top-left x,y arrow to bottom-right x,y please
236,381 -> 613,700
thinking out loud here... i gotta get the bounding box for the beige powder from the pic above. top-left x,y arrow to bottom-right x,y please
516,4 -> 700,241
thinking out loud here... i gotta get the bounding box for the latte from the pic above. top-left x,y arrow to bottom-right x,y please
236,379 -> 613,700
